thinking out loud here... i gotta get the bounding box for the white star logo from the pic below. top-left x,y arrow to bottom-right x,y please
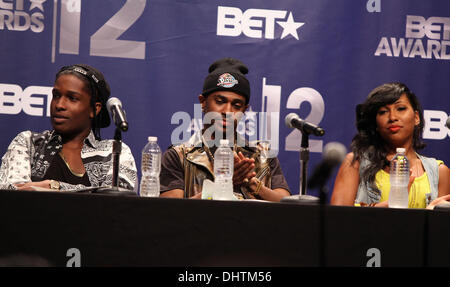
29,0 -> 46,12
277,12 -> 305,40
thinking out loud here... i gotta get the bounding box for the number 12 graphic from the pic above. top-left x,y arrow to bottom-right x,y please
53,0 -> 146,62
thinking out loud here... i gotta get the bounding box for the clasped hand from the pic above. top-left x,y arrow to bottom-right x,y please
233,152 -> 256,186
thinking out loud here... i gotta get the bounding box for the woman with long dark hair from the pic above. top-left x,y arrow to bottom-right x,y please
331,82 -> 449,208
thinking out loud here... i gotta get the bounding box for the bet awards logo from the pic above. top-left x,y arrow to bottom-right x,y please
0,83 -> 52,117
0,0 -> 45,32
375,15 -> 450,60
217,6 -> 305,40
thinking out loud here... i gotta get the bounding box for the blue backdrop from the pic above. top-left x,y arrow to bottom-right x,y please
1,0 -> 449,199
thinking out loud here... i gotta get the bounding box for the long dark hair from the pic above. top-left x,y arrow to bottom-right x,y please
351,82 -> 425,192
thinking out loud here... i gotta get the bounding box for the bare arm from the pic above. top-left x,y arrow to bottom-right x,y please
437,164 -> 450,197
330,152 -> 361,206
160,189 -> 184,198
159,189 -> 202,199
159,188 -> 184,198
257,186 -> 290,202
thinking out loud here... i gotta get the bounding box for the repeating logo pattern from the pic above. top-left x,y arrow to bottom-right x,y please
0,0 -> 45,32
217,6 -> 305,40
375,15 -> 450,60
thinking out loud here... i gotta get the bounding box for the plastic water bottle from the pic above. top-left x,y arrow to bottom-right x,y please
388,148 -> 410,208
140,136 -> 161,197
213,139 -> 235,200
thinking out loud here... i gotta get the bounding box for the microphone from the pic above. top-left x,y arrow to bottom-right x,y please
106,97 -> 129,132
285,113 -> 325,136
446,116 -> 450,129
307,142 -> 347,189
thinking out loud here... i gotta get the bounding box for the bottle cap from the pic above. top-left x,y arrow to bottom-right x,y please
396,147 -> 405,153
148,136 -> 158,142
219,139 -> 229,146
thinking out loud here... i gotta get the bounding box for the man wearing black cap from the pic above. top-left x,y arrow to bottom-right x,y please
160,58 -> 290,201
0,64 -> 137,191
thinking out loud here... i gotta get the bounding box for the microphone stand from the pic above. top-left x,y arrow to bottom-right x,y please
281,131 -> 319,204
280,128 -> 333,266
112,127 -> 122,189
92,127 -> 135,195
299,132 -> 309,196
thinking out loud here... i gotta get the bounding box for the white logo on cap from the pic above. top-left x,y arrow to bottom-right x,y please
217,73 -> 238,88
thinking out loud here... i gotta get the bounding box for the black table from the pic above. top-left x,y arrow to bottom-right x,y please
0,190 -> 448,267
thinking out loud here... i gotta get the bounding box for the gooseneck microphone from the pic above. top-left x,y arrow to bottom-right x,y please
308,142 -> 347,189
107,97 -> 129,132
285,113 -> 325,136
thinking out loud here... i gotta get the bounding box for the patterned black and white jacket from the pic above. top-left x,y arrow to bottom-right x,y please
0,130 -> 137,191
